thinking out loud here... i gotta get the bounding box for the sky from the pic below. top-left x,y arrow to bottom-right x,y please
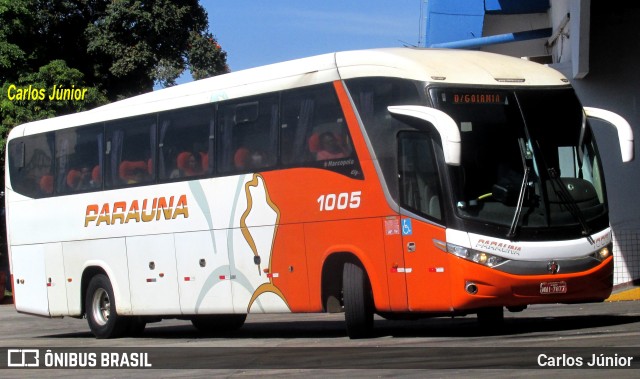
176,0 -> 423,83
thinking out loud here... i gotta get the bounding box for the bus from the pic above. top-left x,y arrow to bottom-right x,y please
5,48 -> 634,339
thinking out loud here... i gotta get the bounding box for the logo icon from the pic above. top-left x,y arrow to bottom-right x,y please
7,349 -> 40,367
547,260 -> 560,274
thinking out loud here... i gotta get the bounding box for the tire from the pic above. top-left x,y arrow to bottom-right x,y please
343,261 -> 374,339
191,314 -> 247,334
477,306 -> 504,329
85,274 -> 129,339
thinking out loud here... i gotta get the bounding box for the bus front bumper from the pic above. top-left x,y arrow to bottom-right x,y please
449,255 -> 614,311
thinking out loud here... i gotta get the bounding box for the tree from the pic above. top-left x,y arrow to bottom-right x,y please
0,1 -> 26,75
0,0 -> 228,154
85,0 -> 228,96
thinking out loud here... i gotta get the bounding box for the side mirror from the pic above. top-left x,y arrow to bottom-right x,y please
584,107 -> 634,162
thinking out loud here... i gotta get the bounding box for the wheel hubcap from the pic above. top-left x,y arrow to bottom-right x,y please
92,288 -> 110,326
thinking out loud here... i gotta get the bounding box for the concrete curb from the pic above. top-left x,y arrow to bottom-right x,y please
606,287 -> 640,302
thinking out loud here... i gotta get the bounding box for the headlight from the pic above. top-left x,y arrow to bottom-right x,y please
591,245 -> 612,261
446,242 -> 509,268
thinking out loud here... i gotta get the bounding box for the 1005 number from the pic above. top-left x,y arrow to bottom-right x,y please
317,191 -> 361,211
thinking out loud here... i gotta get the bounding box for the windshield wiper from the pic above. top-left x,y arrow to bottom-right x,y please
506,138 -> 532,240
506,167 -> 530,240
547,167 -> 594,244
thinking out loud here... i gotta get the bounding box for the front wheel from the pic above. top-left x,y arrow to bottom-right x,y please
85,274 -> 129,339
343,261 -> 374,339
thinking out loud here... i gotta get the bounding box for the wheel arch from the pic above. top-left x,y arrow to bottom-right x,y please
80,266 -> 108,316
80,262 -> 131,316
320,249 -> 386,313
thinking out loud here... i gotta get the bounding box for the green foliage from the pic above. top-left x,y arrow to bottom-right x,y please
1,0 -> 228,157
0,0 -> 31,77
189,32 -> 229,81
85,0 -> 227,98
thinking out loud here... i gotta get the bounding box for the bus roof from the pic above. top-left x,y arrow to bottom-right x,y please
10,48 -> 568,138
336,48 -> 568,85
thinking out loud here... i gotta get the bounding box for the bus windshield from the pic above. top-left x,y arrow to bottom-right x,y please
430,87 -> 607,239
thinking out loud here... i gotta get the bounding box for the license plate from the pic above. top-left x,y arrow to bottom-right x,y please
540,281 -> 567,294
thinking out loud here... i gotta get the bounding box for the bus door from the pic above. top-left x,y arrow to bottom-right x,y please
398,132 -> 451,311
382,215 -> 408,311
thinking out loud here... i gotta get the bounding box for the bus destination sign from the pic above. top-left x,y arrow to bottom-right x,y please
452,93 -> 504,105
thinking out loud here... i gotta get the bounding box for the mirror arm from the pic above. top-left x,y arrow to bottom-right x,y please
584,107 -> 634,162
388,105 -> 461,166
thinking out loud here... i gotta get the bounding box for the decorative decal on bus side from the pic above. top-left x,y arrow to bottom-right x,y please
84,195 -> 189,227
242,173 -> 290,312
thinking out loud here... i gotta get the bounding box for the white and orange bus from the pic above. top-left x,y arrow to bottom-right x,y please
5,48 -> 634,339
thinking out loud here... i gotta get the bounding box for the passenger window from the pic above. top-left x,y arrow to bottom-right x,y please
8,133 -> 55,198
281,84 -> 353,165
398,132 -> 443,221
217,95 -> 279,174
346,77 -> 423,197
55,124 -> 103,194
280,83 -> 362,179
105,116 -> 156,188
158,105 -> 214,181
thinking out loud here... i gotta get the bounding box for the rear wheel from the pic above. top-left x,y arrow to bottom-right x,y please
85,274 -> 129,339
343,261 -> 374,339
191,314 -> 247,334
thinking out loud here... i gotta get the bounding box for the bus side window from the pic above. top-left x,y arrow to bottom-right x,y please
217,95 -> 279,174
398,132 -> 443,221
309,123 -> 350,161
158,105 -> 214,181
55,124 -> 103,194
280,83 -> 352,166
345,77 -> 423,199
8,140 -> 27,196
8,134 -> 55,198
105,116 -> 156,188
